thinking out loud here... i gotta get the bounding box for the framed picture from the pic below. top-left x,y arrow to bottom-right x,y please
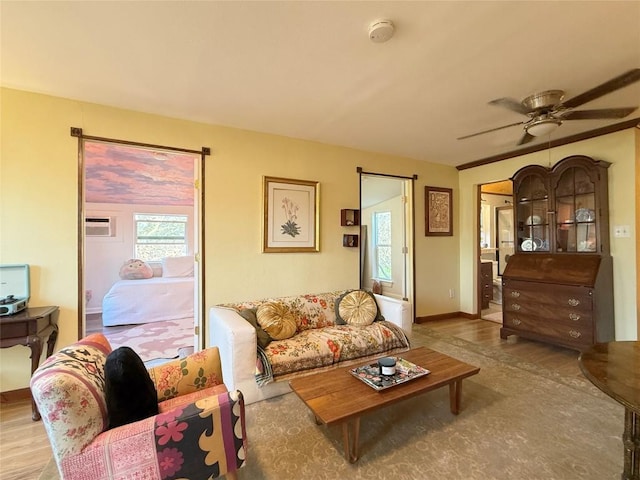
425,186 -> 453,236
263,176 -> 320,252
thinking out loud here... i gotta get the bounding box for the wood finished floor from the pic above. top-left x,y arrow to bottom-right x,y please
0,317 -> 583,480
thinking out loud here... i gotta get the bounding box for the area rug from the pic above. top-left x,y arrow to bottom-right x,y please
39,323 -> 625,480
101,317 -> 193,363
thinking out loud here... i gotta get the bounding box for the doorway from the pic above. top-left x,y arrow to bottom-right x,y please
78,137 -> 204,361
479,180 -> 513,323
359,173 -> 414,316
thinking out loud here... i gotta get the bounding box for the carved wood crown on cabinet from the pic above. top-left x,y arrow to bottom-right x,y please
501,155 -> 614,351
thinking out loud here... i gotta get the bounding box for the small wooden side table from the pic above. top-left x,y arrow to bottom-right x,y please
0,306 -> 59,420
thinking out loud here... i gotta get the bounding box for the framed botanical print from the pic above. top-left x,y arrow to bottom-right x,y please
263,176 -> 320,252
425,186 -> 453,236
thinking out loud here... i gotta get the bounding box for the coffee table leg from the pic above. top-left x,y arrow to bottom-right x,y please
449,380 -> 462,415
342,417 -> 361,463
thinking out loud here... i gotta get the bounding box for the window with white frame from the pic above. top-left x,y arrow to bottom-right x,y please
134,213 -> 188,261
373,211 -> 392,281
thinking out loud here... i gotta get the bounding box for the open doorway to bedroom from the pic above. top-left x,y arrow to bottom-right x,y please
81,139 -> 202,365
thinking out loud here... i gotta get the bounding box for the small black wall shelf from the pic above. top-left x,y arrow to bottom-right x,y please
343,234 -> 359,247
341,209 -> 360,226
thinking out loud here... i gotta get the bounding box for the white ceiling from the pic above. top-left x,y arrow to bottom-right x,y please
2,1 -> 639,168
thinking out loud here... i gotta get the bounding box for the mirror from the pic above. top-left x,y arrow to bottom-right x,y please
360,174 -> 412,302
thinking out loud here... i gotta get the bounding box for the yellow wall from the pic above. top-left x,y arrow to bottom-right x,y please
459,129 -> 638,341
0,88 -> 459,390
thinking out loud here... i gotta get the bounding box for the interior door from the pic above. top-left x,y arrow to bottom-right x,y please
192,158 -> 203,351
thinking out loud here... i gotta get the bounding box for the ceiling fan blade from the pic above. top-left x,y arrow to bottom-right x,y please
457,121 -> 524,140
517,131 -> 535,146
488,97 -> 531,115
562,69 -> 640,109
562,107 -> 638,120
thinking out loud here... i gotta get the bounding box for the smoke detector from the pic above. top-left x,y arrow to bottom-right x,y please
368,20 -> 394,43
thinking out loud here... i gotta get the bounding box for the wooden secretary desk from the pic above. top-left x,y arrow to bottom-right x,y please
500,155 -> 614,351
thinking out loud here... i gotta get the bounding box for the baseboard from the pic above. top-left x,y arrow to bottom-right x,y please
0,387 -> 32,403
86,307 -> 102,315
415,311 -> 479,323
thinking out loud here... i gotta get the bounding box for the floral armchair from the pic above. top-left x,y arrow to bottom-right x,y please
30,333 -> 247,480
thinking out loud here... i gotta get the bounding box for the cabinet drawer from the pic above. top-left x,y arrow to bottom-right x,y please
503,300 -> 593,323
503,280 -> 592,310
503,312 -> 593,344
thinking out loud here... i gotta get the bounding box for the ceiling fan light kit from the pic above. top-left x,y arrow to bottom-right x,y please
525,116 -> 562,137
458,68 -> 640,145
368,20 -> 394,43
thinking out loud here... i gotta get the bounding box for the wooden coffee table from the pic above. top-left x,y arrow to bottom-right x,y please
289,346 -> 480,462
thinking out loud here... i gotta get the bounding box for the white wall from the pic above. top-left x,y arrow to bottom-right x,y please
85,202 -> 194,313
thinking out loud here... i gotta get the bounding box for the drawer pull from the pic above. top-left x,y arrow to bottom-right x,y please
569,330 -> 581,338
568,298 -> 580,307
512,318 -> 521,326
569,313 -> 581,321
511,303 -> 521,311
510,291 -> 521,298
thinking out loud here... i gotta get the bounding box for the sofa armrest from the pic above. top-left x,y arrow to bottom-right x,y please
147,347 -> 225,402
209,306 -> 258,392
62,389 -> 246,480
374,294 -> 413,334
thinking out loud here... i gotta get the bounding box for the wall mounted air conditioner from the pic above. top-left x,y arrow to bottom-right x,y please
85,216 -> 113,237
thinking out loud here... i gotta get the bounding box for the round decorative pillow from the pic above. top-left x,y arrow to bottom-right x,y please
337,290 -> 377,326
256,302 -> 297,340
119,259 -> 153,280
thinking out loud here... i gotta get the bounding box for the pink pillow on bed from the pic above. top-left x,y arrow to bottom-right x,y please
119,259 -> 153,280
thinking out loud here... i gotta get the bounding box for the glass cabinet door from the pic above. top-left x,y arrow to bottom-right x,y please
554,166 -> 596,253
515,173 -> 549,253
511,155 -> 609,256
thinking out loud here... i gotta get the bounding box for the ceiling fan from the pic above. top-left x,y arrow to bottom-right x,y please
458,68 -> 640,146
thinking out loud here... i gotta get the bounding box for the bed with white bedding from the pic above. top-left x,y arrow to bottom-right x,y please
102,276 -> 194,326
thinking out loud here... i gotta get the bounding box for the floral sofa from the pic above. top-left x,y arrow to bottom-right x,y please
210,290 -> 412,404
30,333 -> 247,480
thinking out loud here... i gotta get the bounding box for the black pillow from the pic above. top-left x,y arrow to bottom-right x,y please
238,307 -> 273,348
104,346 -> 159,429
